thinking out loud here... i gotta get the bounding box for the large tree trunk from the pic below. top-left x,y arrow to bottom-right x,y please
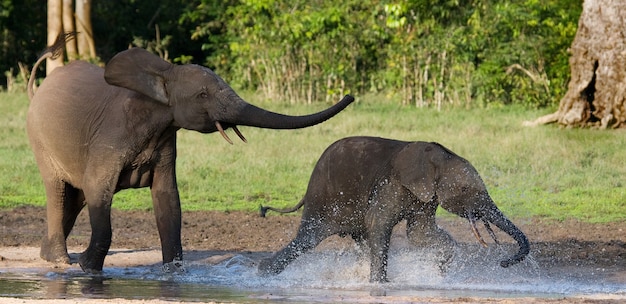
525,0 -> 626,129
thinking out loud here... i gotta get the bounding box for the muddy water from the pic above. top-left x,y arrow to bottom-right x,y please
1,245 -> 624,302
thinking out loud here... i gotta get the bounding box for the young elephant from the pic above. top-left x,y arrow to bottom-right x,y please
258,136 -> 529,283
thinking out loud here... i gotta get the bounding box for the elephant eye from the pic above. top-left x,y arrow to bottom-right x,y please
198,92 -> 208,99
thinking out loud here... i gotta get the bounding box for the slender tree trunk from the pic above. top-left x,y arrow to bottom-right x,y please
46,0 -> 64,75
62,0 -> 78,60
525,0 -> 626,128
75,0 -> 96,59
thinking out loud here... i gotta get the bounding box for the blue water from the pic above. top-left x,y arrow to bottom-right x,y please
1,245 -> 624,302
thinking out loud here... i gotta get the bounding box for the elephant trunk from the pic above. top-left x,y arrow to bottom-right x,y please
231,95 -> 354,129
484,207 -> 530,267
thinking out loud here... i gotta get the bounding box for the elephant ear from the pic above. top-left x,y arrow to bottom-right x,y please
104,48 -> 172,104
392,142 -> 437,203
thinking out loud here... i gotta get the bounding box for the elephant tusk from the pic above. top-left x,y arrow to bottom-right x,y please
215,121 -> 234,145
468,216 -> 488,247
232,126 -> 247,143
483,220 -> 500,244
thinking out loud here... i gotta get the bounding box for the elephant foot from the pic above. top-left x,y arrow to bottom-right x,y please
369,286 -> 387,297
40,248 -> 70,264
257,258 -> 285,276
368,271 -> 390,284
436,247 -> 455,275
415,243 -> 455,276
40,236 -> 70,264
78,249 -> 106,274
162,259 -> 185,273
81,266 -> 103,275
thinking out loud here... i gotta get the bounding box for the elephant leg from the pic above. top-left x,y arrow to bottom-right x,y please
365,183 -> 405,283
150,146 -> 183,271
406,203 -> 456,273
62,187 -> 86,238
78,171 -> 117,273
406,205 -> 455,247
79,200 -> 113,273
258,219 -> 328,276
41,179 -> 81,264
367,228 -> 393,282
151,164 -> 183,272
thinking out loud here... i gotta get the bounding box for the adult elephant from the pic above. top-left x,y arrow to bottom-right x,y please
259,136 -> 529,283
27,34 -> 354,274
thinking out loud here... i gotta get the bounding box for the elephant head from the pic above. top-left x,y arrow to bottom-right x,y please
103,48 -> 354,143
395,142 -> 530,268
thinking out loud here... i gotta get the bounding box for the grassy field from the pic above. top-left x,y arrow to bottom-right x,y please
1,92 -> 625,223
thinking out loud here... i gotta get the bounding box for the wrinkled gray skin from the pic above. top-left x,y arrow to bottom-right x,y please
258,136 -> 529,283
26,38 -> 354,274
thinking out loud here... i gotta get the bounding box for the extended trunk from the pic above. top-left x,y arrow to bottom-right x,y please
485,208 -> 530,267
233,95 -> 354,129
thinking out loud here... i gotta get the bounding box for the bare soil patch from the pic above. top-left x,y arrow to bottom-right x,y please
0,205 -> 625,303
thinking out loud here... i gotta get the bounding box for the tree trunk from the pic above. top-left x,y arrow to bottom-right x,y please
525,0 -> 626,129
75,0 -> 96,60
45,0 -> 95,74
62,0 -> 78,61
46,0 -> 64,75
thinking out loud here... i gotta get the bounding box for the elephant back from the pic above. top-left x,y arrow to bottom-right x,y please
306,136 -> 408,199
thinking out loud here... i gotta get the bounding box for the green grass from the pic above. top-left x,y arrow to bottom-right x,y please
2,92 -> 625,223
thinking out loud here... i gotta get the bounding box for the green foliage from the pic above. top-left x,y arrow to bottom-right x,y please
3,0 -> 580,108
2,92 -> 625,223
183,0 -> 581,108
466,0 -> 580,107
214,0 -> 374,103
0,0 -> 46,89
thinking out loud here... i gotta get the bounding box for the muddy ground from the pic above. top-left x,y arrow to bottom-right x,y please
0,205 -> 625,303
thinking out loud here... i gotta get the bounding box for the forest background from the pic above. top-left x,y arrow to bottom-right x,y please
1,0 -> 579,108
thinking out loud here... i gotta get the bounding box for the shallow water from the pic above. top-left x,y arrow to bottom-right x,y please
1,245 -> 624,302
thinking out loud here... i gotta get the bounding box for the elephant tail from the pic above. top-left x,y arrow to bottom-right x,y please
28,32 -> 76,101
259,199 -> 305,217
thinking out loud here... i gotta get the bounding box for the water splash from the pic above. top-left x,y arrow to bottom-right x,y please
116,244 -> 624,295
1,244 -> 624,301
